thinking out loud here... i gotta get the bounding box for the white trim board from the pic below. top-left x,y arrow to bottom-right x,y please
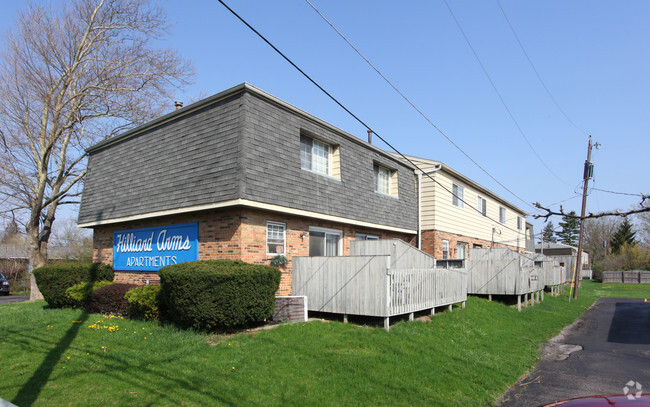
78,198 -> 417,235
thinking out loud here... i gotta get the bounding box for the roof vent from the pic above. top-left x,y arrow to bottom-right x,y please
174,101 -> 183,110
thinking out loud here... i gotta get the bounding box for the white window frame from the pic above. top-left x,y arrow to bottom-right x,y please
442,240 -> 449,260
517,216 -> 523,230
355,233 -> 379,240
457,242 -> 467,260
374,165 -> 391,195
499,207 -> 507,224
301,135 -> 331,176
308,226 -> 342,256
266,221 -> 286,255
477,196 -> 487,217
452,184 -> 464,208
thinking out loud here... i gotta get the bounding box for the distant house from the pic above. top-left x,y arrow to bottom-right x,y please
535,242 -> 590,280
78,83 -> 418,295
403,156 -> 529,260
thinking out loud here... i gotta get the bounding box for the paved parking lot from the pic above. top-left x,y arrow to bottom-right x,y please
499,297 -> 650,406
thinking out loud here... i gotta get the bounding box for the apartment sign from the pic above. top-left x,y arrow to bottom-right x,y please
113,223 -> 199,271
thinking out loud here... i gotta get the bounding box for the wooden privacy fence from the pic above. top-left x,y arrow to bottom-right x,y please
467,248 -> 540,295
602,270 -> 650,284
466,248 -> 547,311
293,239 -> 467,331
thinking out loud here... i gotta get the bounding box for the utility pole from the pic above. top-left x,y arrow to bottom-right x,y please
571,136 -> 594,300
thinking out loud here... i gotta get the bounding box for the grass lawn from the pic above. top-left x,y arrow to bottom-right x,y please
1,281 -> 648,407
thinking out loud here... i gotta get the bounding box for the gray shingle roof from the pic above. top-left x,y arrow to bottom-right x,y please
79,84 -> 417,232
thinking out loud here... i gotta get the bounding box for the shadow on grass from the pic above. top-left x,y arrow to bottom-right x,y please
12,309 -> 90,407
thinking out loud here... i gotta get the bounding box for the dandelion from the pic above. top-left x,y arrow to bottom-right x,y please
232,367 -> 235,370
66,356 -> 70,360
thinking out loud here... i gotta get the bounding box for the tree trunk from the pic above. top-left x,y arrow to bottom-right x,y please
27,216 -> 46,301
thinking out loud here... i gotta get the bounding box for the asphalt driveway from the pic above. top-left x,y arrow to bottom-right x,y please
499,297 -> 650,406
0,295 -> 29,305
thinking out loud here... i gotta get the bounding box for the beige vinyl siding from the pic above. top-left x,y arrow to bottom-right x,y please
411,156 -> 526,249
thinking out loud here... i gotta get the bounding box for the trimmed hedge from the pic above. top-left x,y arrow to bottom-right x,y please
33,262 -> 114,308
159,260 -> 281,331
125,285 -> 160,320
66,281 -> 114,308
87,283 -> 137,315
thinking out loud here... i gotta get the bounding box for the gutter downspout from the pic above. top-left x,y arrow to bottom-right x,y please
418,164 -> 442,250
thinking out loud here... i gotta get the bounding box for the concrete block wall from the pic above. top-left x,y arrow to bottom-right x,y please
272,296 -> 308,323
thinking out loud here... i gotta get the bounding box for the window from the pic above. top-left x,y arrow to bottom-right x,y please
374,165 -> 390,195
473,244 -> 483,249
499,207 -> 506,224
301,135 -> 331,176
309,227 -> 342,256
517,216 -> 523,230
266,222 -> 286,255
534,261 -> 543,267
373,163 -> 398,197
356,233 -> 379,240
457,242 -> 467,260
477,196 -> 487,216
442,240 -> 449,260
452,184 -> 464,208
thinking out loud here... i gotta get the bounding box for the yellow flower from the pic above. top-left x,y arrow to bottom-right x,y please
66,356 -> 70,360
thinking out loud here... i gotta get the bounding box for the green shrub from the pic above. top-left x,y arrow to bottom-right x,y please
125,285 -> 161,320
33,262 -> 114,308
86,283 -> 137,315
158,260 -> 281,331
66,280 -> 114,308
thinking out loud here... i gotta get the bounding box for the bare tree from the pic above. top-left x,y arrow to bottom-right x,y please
0,0 -> 194,299
583,216 -> 622,262
533,195 -> 649,222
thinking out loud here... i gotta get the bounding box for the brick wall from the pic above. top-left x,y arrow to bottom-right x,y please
92,206 -> 415,296
420,229 -> 523,260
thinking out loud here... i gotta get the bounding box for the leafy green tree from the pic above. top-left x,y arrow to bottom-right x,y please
557,211 -> 580,246
540,222 -> 557,243
610,217 -> 637,254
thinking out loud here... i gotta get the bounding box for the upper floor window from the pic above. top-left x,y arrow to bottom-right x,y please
373,163 -> 398,197
452,184 -> 464,208
517,216 -> 523,230
301,135 -> 331,176
499,207 -> 507,224
374,165 -> 390,194
477,196 -> 487,216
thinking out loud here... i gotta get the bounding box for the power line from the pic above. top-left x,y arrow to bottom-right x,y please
495,0 -> 588,136
303,0 -> 535,211
217,0 -> 531,238
442,0 -> 571,187
592,188 -> 647,198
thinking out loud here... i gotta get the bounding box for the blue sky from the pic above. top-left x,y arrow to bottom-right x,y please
1,0 -> 648,237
